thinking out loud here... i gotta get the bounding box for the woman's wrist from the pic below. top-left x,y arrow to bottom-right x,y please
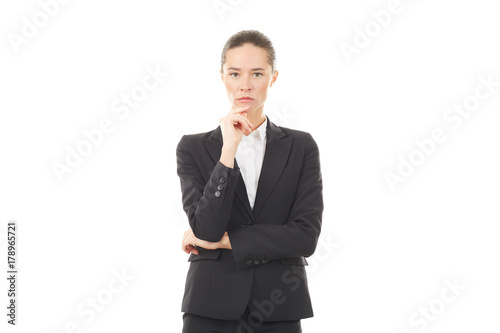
219,232 -> 232,250
220,146 -> 237,168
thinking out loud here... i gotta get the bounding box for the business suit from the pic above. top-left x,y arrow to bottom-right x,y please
176,115 -> 323,323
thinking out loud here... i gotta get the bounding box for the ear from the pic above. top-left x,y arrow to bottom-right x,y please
270,70 -> 279,87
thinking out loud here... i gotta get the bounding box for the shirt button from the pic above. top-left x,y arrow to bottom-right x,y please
217,184 -> 223,190
219,177 -> 226,183
215,191 -> 221,197
245,260 -> 253,266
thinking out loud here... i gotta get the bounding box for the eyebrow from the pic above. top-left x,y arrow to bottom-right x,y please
226,67 -> 266,71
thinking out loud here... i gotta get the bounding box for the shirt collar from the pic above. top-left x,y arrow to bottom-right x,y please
249,116 -> 267,141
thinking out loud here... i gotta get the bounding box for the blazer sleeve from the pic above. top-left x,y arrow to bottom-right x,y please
227,132 -> 323,269
176,134 -> 241,242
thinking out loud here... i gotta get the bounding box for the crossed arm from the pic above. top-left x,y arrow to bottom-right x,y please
181,228 -> 231,255
177,132 -> 323,266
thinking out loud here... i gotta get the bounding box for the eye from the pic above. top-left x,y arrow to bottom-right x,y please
229,72 -> 263,78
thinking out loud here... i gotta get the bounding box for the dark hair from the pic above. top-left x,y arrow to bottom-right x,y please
220,30 -> 277,73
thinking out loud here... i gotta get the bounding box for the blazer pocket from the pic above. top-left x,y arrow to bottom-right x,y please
279,256 -> 308,266
188,248 -> 223,262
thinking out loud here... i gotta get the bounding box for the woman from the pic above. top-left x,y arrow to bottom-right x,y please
177,29 -> 323,332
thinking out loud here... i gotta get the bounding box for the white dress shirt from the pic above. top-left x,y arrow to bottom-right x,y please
235,116 -> 267,210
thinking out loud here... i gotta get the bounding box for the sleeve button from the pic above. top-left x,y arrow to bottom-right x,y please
254,259 -> 261,265
262,259 -> 268,264
215,191 -> 221,197
219,177 -> 226,183
217,184 -> 223,190
245,260 -> 253,266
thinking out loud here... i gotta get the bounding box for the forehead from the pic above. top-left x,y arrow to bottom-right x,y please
224,44 -> 270,69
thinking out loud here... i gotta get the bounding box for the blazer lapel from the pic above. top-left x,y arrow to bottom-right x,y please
233,158 -> 254,220
205,115 -> 292,221
252,117 -> 292,219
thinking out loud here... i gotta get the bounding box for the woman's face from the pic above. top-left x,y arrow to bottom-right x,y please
221,43 -> 278,115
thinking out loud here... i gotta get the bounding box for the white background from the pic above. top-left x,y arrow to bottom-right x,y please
1,0 -> 499,332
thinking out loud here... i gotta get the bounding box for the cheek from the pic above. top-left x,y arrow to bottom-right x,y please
225,82 -> 236,92
257,85 -> 269,98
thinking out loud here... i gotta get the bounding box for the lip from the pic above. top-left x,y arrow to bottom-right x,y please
237,97 -> 254,102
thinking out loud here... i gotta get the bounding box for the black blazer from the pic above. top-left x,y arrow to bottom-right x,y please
176,115 -> 323,321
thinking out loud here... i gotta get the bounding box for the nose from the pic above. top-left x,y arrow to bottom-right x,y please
239,75 -> 252,92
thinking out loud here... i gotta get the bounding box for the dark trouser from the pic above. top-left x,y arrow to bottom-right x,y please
182,307 -> 302,333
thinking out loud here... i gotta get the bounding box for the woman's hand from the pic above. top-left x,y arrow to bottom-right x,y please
219,105 -> 254,148
182,228 -> 232,255
219,105 -> 255,168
